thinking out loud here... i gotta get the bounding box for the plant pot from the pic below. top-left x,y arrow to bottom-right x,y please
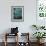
37,39 -> 40,43
40,38 -> 45,43
37,39 -> 45,44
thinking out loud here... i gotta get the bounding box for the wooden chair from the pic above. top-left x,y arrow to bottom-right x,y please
19,33 -> 30,46
4,33 -> 18,46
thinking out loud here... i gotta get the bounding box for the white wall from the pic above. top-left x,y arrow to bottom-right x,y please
0,0 -> 36,33
0,0 -> 37,42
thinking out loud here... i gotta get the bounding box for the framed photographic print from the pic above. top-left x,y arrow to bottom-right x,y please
11,6 -> 24,22
37,0 -> 46,18
36,0 -> 46,26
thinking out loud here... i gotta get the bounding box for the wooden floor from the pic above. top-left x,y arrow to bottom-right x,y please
0,42 -> 46,46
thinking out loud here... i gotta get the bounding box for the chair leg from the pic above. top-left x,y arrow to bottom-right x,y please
16,34 -> 18,46
4,33 -> 7,46
4,41 -> 7,46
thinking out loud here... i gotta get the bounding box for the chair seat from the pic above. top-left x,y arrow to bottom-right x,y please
6,33 -> 17,36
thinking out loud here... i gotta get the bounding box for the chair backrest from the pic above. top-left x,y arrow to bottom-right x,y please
11,27 -> 18,34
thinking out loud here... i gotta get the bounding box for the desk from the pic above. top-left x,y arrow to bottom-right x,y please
4,33 -> 18,46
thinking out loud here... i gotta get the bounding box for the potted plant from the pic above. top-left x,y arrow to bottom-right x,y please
32,25 -> 39,30
32,24 -> 45,30
33,32 -> 46,43
40,26 -> 45,29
